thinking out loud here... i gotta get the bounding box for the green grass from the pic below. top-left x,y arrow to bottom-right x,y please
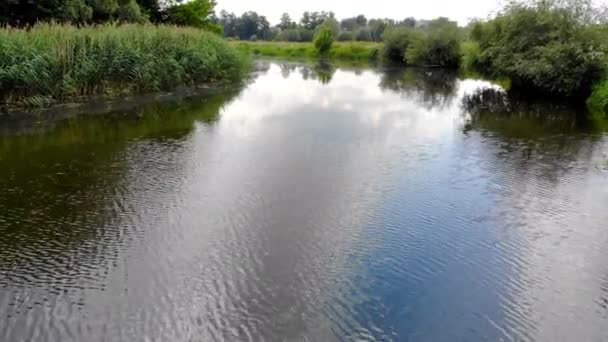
230,41 -> 380,62
0,23 -> 249,109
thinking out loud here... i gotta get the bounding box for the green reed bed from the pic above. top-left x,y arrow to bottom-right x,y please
0,23 -> 248,108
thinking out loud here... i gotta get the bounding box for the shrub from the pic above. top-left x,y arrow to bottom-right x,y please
588,80 -> 608,116
406,27 -> 462,67
314,26 -> 334,55
470,0 -> 607,97
337,31 -> 355,41
381,27 -> 420,63
355,28 -> 372,41
277,29 -> 301,42
299,29 -> 315,42
461,41 -> 483,71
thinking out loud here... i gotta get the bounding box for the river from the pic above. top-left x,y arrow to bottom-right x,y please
1,61 -> 607,341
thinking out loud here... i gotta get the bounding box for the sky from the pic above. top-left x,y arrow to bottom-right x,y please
215,0 -> 505,26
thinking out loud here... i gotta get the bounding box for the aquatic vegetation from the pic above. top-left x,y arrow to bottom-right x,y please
0,23 -> 248,108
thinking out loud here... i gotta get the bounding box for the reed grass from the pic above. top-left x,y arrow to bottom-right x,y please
0,23 -> 248,108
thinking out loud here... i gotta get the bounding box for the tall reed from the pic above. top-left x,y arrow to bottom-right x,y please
0,23 -> 248,107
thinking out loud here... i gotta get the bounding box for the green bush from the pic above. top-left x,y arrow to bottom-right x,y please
461,41 -> 482,71
470,0 -> 607,97
314,26 -> 334,55
277,29 -> 302,42
381,27 -> 420,63
355,28 -> 372,41
406,27 -> 461,67
588,80 -> 608,116
337,31 -> 355,41
0,23 -> 248,107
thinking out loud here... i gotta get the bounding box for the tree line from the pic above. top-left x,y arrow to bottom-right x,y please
0,0 -> 221,31
211,10 -> 447,43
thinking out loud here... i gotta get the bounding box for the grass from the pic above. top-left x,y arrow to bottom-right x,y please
0,23 -> 249,109
230,41 -> 381,62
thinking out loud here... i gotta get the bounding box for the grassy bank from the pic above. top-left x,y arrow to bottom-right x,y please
230,41 -> 380,62
0,23 -> 248,109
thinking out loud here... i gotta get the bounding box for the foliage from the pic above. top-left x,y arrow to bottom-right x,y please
338,31 -> 355,41
0,0 -> 148,25
406,26 -> 462,67
381,27 -> 420,63
469,0 -> 607,97
317,18 -> 340,37
0,0 -> 223,30
588,80 -> 608,116
278,13 -> 296,30
314,25 -> 335,55
165,0 -> 221,32
368,19 -> 388,42
355,28 -> 372,41
216,10 -> 272,40
301,11 -> 335,31
230,41 -> 380,62
461,41 -> 482,71
0,23 -> 248,108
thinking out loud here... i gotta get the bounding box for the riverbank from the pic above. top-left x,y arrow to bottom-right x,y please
0,23 -> 249,110
230,41 -> 380,62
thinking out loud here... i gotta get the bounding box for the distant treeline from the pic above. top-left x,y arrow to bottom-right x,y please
211,10 -> 454,42
223,0 -> 608,111
0,0 -> 222,32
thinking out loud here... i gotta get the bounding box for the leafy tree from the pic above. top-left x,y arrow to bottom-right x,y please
406,26 -> 462,67
218,10 -> 237,37
355,28 -> 372,41
317,17 -> 340,37
369,19 -> 388,41
400,17 -> 416,28
165,0 -> 220,32
277,28 -> 301,42
314,24 -> 334,55
337,31 -> 355,41
278,12 -> 295,30
355,14 -> 367,27
301,11 -> 334,31
381,27 -> 421,63
471,0 -> 607,97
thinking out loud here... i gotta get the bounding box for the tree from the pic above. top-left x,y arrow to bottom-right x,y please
355,14 -> 367,27
369,19 -> 388,41
165,0 -> 221,32
406,26 -> 462,67
471,0 -> 607,97
278,12 -> 294,30
0,0 -> 146,26
355,28 -> 372,41
218,10 -> 237,37
301,11 -> 334,31
401,17 -> 416,28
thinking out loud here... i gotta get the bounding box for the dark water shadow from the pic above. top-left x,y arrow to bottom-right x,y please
379,67 -> 459,110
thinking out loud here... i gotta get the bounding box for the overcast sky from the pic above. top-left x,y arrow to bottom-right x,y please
215,0 -> 505,26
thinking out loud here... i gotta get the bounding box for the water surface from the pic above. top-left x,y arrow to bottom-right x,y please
1,61 -> 608,341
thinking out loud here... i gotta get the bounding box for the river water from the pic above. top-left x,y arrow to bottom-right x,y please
1,61 -> 608,341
